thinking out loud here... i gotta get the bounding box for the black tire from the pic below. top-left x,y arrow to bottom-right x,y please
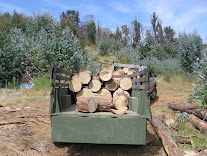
150,88 -> 157,101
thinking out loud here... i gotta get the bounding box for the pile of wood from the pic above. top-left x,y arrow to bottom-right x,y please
69,67 -> 136,114
167,103 -> 207,133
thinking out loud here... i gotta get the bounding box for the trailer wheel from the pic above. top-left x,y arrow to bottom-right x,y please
150,88 -> 157,101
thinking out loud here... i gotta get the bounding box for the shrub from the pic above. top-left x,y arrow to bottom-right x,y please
98,39 -> 110,56
178,31 -> 203,73
188,48 -> 207,106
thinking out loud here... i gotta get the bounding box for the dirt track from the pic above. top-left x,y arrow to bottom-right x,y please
0,80 -> 191,155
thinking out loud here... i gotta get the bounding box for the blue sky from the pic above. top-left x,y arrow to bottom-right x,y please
0,0 -> 207,42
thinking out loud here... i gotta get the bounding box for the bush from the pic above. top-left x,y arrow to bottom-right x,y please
178,31 -> 203,73
188,48 -> 207,105
98,39 -> 110,56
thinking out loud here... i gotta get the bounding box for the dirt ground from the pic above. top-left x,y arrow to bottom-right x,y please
0,79 -> 194,156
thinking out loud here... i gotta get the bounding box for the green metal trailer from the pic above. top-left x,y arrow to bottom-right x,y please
49,63 -> 151,145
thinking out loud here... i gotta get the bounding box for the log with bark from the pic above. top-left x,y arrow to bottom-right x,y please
188,114 -> 207,133
105,79 -> 118,91
175,139 -> 193,146
151,115 -> 184,156
99,69 -> 113,81
167,103 -> 207,121
120,77 -> 132,90
97,88 -> 112,99
76,88 -> 93,98
92,94 -> 112,111
88,78 -> 101,92
76,97 -> 98,113
78,71 -> 92,84
69,75 -> 82,92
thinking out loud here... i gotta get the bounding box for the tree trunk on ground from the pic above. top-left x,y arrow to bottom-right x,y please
69,75 -> 82,92
151,115 -> 184,156
76,97 -> 98,113
79,71 -> 92,84
99,69 -> 113,81
120,77 -> 132,90
88,78 -> 101,92
167,103 -> 207,121
188,114 -> 207,133
105,79 -> 118,91
76,88 -> 93,98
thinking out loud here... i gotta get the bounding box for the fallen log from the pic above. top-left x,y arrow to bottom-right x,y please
167,103 -> 207,121
188,114 -> 207,133
151,115 -> 184,156
176,139 -> 193,146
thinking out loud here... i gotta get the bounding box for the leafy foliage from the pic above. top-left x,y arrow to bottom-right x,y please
189,48 -> 207,105
178,31 -> 203,73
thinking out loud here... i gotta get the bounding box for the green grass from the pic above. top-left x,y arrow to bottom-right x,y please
172,117 -> 207,150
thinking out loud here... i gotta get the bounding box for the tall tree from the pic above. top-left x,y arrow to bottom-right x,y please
156,21 -> 164,43
87,21 -> 96,44
60,10 -> 80,35
121,25 -> 130,46
164,26 -> 175,42
150,12 -> 158,38
114,27 -> 122,42
96,21 -> 102,43
132,18 -> 141,46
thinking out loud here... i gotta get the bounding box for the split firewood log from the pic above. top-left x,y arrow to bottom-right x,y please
76,88 -> 93,98
99,69 -> 113,81
105,79 -> 118,91
120,77 -> 132,90
76,97 -> 98,113
88,78 -> 101,92
69,75 -> 82,92
78,71 -> 92,84
123,67 -> 130,74
92,94 -> 112,111
97,88 -> 112,99
113,88 -> 130,102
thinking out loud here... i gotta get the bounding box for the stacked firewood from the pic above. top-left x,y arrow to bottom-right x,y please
69,67 -> 136,114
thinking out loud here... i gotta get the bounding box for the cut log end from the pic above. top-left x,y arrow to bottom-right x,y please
79,71 -> 92,84
120,77 -> 132,90
105,79 -> 118,91
76,88 -> 93,98
99,69 -> 113,81
89,79 -> 101,92
69,75 -> 82,92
